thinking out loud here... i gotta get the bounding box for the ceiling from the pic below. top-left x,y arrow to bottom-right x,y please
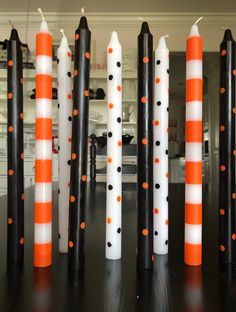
1,0 -> 236,13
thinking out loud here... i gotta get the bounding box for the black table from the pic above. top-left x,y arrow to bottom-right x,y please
0,183 -> 235,312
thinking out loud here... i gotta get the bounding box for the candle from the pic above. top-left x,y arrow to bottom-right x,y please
57,29 -> 72,253
153,35 -> 169,255
68,10 -> 91,271
137,21 -> 153,270
184,17 -> 203,266
34,8 -> 52,268
219,29 -> 236,264
6,26 -> 24,262
105,31 -> 122,260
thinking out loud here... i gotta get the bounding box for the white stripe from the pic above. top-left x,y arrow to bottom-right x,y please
35,182 -> 52,203
36,55 -> 52,75
186,101 -> 202,121
185,223 -> 202,244
185,143 -> 202,162
34,223 -> 52,244
186,60 -> 202,80
36,99 -> 52,118
185,184 -> 202,204
35,140 -> 52,160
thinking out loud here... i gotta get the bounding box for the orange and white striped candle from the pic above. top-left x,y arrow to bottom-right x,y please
34,8 -> 52,268
184,17 -> 203,266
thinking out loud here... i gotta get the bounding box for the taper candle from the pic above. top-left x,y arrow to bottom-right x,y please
7,26 -> 24,262
219,29 -> 236,264
105,31 -> 122,260
57,30 -> 72,253
68,10 -> 91,271
34,8 -> 52,268
184,17 -> 203,266
153,35 -> 169,255
137,21 -> 153,270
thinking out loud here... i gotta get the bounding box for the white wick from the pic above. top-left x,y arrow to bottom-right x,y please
81,7 -> 85,16
38,8 -> 45,22
60,29 -> 65,37
163,34 -> 170,39
138,16 -> 144,21
194,16 -> 203,25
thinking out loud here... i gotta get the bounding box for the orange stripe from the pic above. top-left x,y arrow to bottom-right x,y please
36,75 -> 52,99
186,79 -> 202,102
186,121 -> 202,142
35,160 -> 52,182
36,33 -> 52,57
186,162 -> 202,184
35,118 -> 52,140
35,203 -> 52,223
184,243 -> 202,266
34,242 -> 52,268
186,36 -> 202,61
185,203 -> 202,224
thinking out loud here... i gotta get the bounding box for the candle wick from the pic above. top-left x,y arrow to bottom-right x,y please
221,26 -> 227,30
81,7 -> 85,16
38,8 -> 45,22
194,16 -> 203,25
163,34 -> 170,39
60,29 -> 65,38
8,20 -> 15,29
138,16 -> 144,22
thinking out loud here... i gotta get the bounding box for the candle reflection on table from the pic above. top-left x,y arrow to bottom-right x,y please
184,266 -> 203,312
32,267 -> 51,312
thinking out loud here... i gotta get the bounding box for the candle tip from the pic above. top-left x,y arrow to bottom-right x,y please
223,28 -> 234,41
8,20 -> 15,29
79,15 -> 88,29
9,28 -> 20,41
81,7 -> 85,16
38,8 -> 45,22
60,29 -> 65,38
194,16 -> 203,25
140,21 -> 150,34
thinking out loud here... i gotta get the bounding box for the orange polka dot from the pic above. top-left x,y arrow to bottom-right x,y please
67,52 -> 71,58
20,238 -> 24,245
154,158 -> 160,164
220,209 -> 225,215
165,219 -> 168,225
118,140 -> 122,147
154,208 -> 159,214
20,78 -> 24,84
220,88 -> 225,94
220,245 -> 225,252
143,57 -> 149,63
69,241 -> 73,248
233,150 -> 236,156
8,126 -> 14,132
21,194 -> 24,200
67,94 -> 72,99
233,107 -> 236,114
75,34 -> 80,40
72,153 -> 77,160
85,52 -> 90,59
107,157 -> 112,163
142,182 -> 149,189
20,112 -> 24,119
74,69 -> 78,76
82,175 -> 87,182
142,229 -> 148,236
232,193 -> 236,199
8,93 -> 13,99
108,48 -> 113,53
108,103 -> 113,109
68,138 -> 72,143
141,96 -> 147,104
80,222 -> 86,230
154,120 -> 160,126
152,255 -> 154,262
220,165 -> 226,172
107,217 -> 111,224
20,153 -> 24,160
8,60 -> 13,66
233,69 -> 236,76
142,138 -> 148,145
166,172 -> 168,178
70,195 -> 75,203
8,169 -> 14,176
117,85 -> 122,91
220,125 -> 225,132
117,195 -> 121,202
155,78 -> 161,84
8,218 -> 12,224
73,109 -> 78,116
84,90 -> 89,97
232,233 -> 236,240
221,50 -> 227,56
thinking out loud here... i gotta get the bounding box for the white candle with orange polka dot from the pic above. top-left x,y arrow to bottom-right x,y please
153,35 -> 169,255
57,30 -> 72,253
106,31 -> 122,260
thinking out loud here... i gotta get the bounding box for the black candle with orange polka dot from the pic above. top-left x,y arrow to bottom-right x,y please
68,15 -> 91,271
137,21 -> 153,270
6,28 -> 24,262
219,29 -> 236,264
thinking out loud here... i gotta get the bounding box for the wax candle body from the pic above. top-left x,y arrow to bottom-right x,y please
184,23 -> 203,266
153,36 -> 169,255
105,31 -> 122,260
7,28 -> 24,262
219,29 -> 236,264
34,20 -> 52,268
68,16 -> 91,271
137,22 -> 153,270
57,36 -> 72,253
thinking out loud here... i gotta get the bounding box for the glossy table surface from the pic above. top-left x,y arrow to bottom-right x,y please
0,183 -> 235,312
